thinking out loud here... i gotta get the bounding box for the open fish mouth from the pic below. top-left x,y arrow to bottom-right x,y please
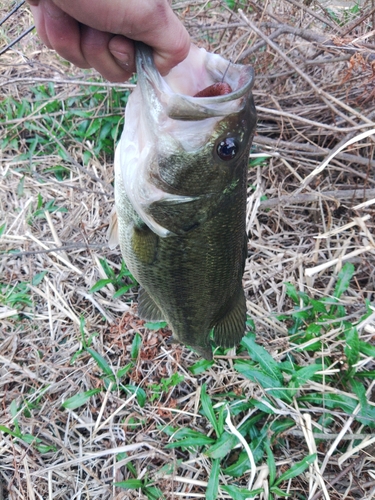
137,42 -> 255,119
116,42 -> 256,237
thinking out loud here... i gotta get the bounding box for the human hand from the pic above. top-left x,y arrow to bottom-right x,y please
26,0 -> 190,82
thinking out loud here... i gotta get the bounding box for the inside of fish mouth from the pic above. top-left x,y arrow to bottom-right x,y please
193,82 -> 233,98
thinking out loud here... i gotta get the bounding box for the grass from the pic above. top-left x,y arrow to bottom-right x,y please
1,0 -> 375,499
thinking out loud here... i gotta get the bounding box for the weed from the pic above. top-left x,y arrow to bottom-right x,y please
64,318 -> 146,408
161,389 -> 315,499
30,193 -> 68,221
0,281 -> 33,309
114,477 -> 165,500
148,372 -> 185,402
90,257 -> 138,299
1,82 -> 128,163
157,263 -> 375,498
0,400 -> 56,454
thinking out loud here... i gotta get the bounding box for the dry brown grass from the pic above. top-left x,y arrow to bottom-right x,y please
1,0 -> 375,499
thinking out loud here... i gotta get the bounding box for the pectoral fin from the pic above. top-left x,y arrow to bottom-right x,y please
213,288 -> 247,348
131,225 -> 159,264
138,287 -> 164,321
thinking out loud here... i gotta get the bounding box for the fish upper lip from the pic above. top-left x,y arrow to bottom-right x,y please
135,42 -> 255,107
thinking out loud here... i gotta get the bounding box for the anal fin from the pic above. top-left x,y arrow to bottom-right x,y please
213,288 -> 247,349
138,287 -> 165,322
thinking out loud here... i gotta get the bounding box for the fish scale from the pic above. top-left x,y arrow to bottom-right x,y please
114,43 -> 257,359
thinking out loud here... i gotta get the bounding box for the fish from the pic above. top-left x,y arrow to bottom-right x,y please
113,42 -> 257,359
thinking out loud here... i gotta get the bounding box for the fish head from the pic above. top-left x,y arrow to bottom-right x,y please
117,43 -> 257,236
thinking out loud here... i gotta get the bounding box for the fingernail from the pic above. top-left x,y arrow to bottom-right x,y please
111,50 -> 130,68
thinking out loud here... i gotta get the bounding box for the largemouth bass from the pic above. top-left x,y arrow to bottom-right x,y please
114,43 -> 257,359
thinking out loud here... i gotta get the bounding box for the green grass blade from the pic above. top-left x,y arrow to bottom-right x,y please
0,425 -> 21,439
344,327 -> 359,368
86,348 -> 115,378
206,458 -> 220,500
350,379 -> 368,409
359,340 -> 375,357
165,434 -> 215,449
274,453 -> 316,485
99,257 -> 115,278
112,284 -> 134,298
222,484 -> 264,499
206,432 -> 237,459
89,279 -> 113,293
223,450 -> 250,477
284,282 -> 300,304
144,321 -> 167,330
189,359 -> 215,375
265,442 -> 276,486
270,485 -> 291,496
121,385 -> 147,407
117,362 -> 133,379
131,332 -> 142,359
113,479 -> 143,489
290,364 -> 321,387
234,361 -> 291,402
333,262 -> 354,298
31,271 -> 47,286
144,486 -> 165,500
241,334 -> 283,383
62,388 -> 102,410
201,383 -> 221,437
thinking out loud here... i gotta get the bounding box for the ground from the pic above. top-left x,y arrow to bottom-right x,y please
1,1 -> 375,499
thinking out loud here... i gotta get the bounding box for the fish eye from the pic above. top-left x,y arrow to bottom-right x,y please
217,137 -> 238,161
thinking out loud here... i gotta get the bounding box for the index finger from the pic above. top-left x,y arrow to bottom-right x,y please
51,0 -> 190,74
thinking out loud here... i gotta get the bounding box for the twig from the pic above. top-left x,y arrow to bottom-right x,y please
257,105 -> 375,132
301,128 -> 375,190
0,1 -> 25,26
76,290 -> 115,324
287,430 -> 375,440
0,243 -> 107,257
310,454 -> 365,500
284,0 -> 342,32
342,5 -> 375,36
0,76 -> 135,89
0,25 -> 35,56
240,20 -> 375,65
239,12 -> 375,127
259,188 -> 375,208
254,136 -> 375,172
305,245 -> 374,277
